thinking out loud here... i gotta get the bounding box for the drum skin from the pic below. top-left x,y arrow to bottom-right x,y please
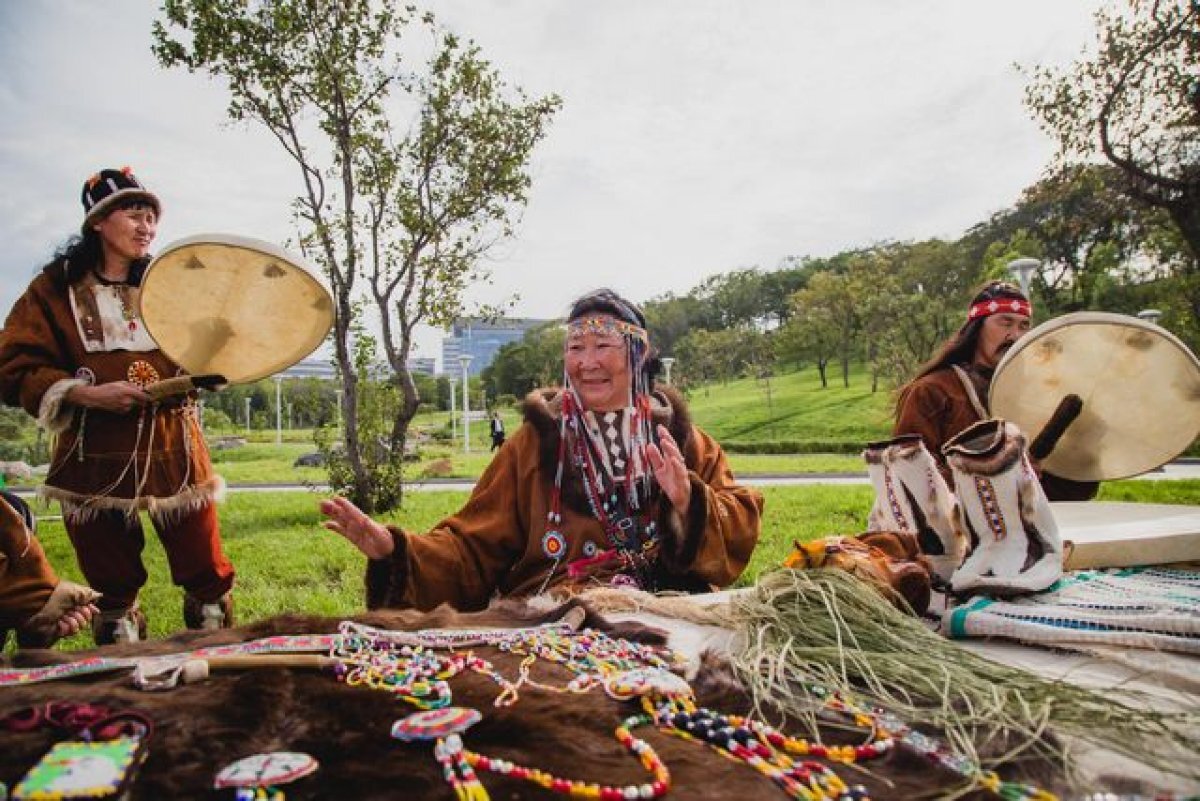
990,311 -> 1200,481
139,234 -> 334,384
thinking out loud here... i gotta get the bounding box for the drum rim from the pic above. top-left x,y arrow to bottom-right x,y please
990,311 -> 1200,480
139,234 -> 333,384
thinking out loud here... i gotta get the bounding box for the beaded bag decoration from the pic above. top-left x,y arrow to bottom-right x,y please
541,315 -> 660,591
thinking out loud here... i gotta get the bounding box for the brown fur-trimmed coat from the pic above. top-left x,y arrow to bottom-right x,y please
0,265 -> 222,516
366,387 -> 763,611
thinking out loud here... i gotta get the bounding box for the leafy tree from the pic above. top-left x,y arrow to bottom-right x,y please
481,322 -> 565,399
785,271 -> 860,388
642,292 -> 706,357
674,327 -> 751,389
155,0 -> 560,512
1023,0 -> 1200,319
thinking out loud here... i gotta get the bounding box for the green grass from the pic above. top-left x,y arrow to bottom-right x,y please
13,478 -> 1196,653
683,367 -> 894,443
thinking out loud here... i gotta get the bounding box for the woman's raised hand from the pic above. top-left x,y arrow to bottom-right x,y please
319,496 -> 395,560
644,424 -> 692,515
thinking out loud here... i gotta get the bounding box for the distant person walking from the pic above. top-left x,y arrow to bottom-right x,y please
489,411 -> 506,451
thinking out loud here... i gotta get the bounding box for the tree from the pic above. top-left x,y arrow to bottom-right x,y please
642,292 -> 706,357
155,0 -> 560,512
481,322 -> 565,399
1023,1 -> 1199,290
785,271 -> 860,388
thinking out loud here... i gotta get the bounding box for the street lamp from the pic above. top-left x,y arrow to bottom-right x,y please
1137,309 -> 1163,325
449,375 -> 457,442
1006,258 -> 1040,297
660,357 -> 676,385
458,354 -> 473,453
244,397 -> 252,432
274,376 -> 283,445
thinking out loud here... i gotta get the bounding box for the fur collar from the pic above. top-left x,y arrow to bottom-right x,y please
521,385 -> 695,515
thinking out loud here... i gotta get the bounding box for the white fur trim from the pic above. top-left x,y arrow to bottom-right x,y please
864,436 -> 964,582
42,475 -> 226,523
37,377 -> 89,434
948,422 -> 1062,595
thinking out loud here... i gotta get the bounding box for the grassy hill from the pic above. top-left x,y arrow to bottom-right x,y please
682,365 -> 894,450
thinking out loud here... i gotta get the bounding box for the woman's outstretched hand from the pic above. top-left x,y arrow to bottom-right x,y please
645,424 -> 692,515
319,496 -> 395,560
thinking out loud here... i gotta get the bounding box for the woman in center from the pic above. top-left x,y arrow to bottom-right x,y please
320,289 -> 763,611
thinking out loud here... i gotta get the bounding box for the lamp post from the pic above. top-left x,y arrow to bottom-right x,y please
1006,258 -> 1040,297
1137,309 -> 1163,325
449,376 -> 457,442
274,376 -> 283,445
244,397 -> 252,432
458,354 -> 473,453
660,357 -> 676,385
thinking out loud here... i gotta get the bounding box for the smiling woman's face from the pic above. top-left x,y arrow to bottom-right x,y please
565,314 -> 633,412
94,202 -> 158,264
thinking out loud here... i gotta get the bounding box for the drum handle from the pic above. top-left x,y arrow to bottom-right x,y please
144,374 -> 228,401
1029,394 -> 1083,461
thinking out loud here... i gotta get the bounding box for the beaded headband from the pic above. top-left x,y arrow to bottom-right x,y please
967,297 -> 1031,321
566,316 -> 649,345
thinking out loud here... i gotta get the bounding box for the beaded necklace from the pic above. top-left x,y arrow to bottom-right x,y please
543,388 -> 661,591
331,620 -> 1057,801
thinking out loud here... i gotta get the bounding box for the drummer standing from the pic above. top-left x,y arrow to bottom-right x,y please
0,167 -> 236,644
894,280 -> 1098,501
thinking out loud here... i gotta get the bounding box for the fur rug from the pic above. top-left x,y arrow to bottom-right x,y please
1,600 -> 1030,800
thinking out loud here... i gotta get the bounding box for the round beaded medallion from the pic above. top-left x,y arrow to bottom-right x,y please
391,707 -> 483,742
604,668 -> 693,702
213,751 -> 318,789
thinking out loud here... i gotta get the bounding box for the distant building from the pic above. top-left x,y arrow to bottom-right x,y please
441,318 -> 548,376
279,358 -> 337,380
407,357 -> 436,376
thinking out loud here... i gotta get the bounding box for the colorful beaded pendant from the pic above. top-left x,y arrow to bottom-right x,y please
604,668 -> 693,702
391,707 -> 482,742
213,752 -> 318,800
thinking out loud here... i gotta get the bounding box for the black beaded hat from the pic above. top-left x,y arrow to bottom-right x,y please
80,167 -> 161,233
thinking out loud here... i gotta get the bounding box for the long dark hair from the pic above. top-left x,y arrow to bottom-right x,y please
42,201 -> 153,290
896,280 -> 1027,407
567,288 -> 662,384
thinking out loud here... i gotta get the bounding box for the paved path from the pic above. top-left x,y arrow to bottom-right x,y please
8,462 -> 1199,498
219,460 -> 1200,493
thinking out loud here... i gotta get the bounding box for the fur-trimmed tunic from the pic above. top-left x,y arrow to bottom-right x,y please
366,387 -> 763,611
0,264 -> 223,517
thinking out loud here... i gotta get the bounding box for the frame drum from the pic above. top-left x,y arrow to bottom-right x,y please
990,311 -> 1200,481
139,234 -> 334,384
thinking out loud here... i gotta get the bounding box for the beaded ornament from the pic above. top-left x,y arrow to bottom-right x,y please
213,752 -> 318,801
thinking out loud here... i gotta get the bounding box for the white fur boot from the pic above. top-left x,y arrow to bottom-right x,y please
946,420 -> 1062,595
863,434 -> 964,583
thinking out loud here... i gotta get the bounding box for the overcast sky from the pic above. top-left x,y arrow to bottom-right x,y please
0,1 -> 1104,365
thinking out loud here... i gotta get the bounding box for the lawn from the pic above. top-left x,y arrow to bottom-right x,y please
12,478 -> 1198,652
